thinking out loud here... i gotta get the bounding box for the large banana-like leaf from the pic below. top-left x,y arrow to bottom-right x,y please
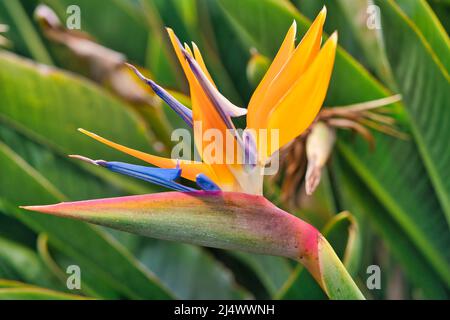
0,51 -> 153,163
41,0 -> 182,88
42,0 -> 148,64
427,0 -> 450,34
333,154 -> 449,299
395,0 -> 450,72
0,280 -> 90,300
375,0 -> 450,222
0,0 -> 53,65
334,155 -> 450,299
225,252 -> 292,298
297,0 -> 395,88
137,240 -> 251,299
0,237 -> 62,290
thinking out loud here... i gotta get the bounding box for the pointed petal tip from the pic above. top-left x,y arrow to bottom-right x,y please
77,129 -> 114,149
124,62 -> 138,73
125,63 -> 150,83
315,6 -> 327,28
68,154 -> 105,166
78,128 -> 97,138
124,62 -> 134,69
19,204 -> 57,214
330,31 -> 338,42
166,27 -> 183,49
291,19 -> 297,32
78,127 -> 93,137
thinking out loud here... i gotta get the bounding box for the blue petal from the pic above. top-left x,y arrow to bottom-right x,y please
127,64 -> 193,127
98,161 -> 195,192
196,173 -> 221,191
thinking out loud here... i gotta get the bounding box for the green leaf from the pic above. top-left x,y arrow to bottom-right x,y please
226,252 -> 292,297
1,0 -> 53,65
318,236 -> 364,300
427,0 -> 450,34
0,286 -> 90,300
333,154 -> 449,299
0,279 -> 90,299
0,51 -> 160,194
375,0 -> 450,223
0,237 -> 62,290
136,0 -> 186,88
42,0 -> 148,64
138,240 -> 250,299
0,279 -> 34,288
395,0 -> 450,72
338,139 -> 450,288
0,51 -> 154,163
0,125 -> 132,201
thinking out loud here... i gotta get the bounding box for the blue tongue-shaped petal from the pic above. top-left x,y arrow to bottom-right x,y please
97,161 -> 194,192
195,173 -> 221,191
126,63 -> 193,127
69,155 -> 221,192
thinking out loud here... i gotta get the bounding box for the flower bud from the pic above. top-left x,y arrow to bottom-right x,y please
305,122 -> 336,195
246,50 -> 270,88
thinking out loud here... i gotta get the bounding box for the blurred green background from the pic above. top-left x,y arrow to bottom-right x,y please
0,0 -> 449,300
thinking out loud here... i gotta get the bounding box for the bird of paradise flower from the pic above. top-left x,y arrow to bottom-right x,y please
22,8 -> 365,299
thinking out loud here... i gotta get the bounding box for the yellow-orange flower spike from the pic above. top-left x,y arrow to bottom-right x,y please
267,32 -> 338,153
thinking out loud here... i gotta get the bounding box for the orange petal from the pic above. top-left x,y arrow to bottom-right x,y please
267,32 -> 338,156
78,128 -> 216,182
248,7 -> 327,132
167,28 -> 240,189
247,21 -> 296,129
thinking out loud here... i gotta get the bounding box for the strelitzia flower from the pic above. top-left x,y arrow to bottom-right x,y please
22,8 -> 364,299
